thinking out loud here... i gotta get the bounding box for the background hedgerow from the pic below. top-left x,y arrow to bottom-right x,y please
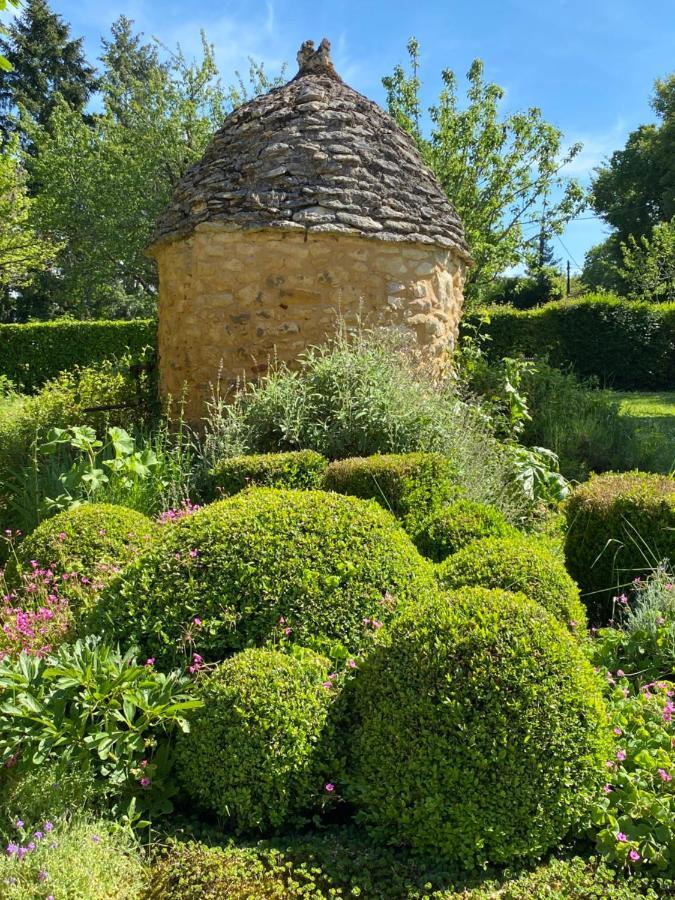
5,502 -> 157,589
97,488 -> 436,666
211,450 -> 327,498
175,648 -> 338,833
437,535 -> 587,629
564,472 -> 675,622
411,499 -> 518,562
343,587 -> 610,869
0,816 -> 145,899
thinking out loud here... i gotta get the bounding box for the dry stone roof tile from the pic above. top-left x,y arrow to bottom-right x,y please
150,38 -> 470,259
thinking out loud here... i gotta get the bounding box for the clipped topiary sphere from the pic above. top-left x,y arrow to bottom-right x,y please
321,453 -> 460,533
412,499 -> 518,562
210,450 -> 327,499
344,587 -> 609,868
437,535 -> 586,629
99,488 -> 435,664
6,503 -> 157,586
565,471 -> 675,622
175,649 -> 337,833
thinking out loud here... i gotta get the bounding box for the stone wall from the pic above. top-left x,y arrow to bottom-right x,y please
152,223 -> 466,421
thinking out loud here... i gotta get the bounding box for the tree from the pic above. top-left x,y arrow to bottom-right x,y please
0,0 -> 97,139
592,75 -> 674,242
619,218 -> 675,302
584,74 -> 675,292
0,134 -> 57,305
0,0 -> 20,72
21,31 -> 229,318
100,15 -> 163,122
382,40 -> 585,301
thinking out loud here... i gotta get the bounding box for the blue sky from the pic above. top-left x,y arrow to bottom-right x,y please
7,0 -> 675,270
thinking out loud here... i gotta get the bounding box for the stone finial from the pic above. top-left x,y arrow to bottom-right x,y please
295,37 -> 339,79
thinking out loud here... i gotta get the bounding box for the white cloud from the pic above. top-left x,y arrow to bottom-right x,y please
561,118 -> 628,179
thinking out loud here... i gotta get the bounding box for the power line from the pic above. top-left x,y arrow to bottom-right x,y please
554,232 -> 582,270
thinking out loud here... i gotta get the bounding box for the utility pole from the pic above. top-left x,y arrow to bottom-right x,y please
566,260 -> 571,297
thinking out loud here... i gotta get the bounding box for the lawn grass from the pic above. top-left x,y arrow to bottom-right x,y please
614,391 -> 675,475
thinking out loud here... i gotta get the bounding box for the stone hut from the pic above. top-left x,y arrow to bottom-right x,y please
148,38 -> 471,420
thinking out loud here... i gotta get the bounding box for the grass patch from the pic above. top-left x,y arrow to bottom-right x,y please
616,391 -> 675,474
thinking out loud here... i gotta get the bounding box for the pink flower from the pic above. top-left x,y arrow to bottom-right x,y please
189,549 -> 199,558
324,782 -> 335,792
347,659 -> 357,669
616,749 -> 626,761
616,669 -> 625,677
58,532 -> 66,542
284,627 -> 292,635
616,832 -> 628,842
139,777 -> 151,788
658,768 -> 672,782
613,727 -> 622,736
193,617 -> 202,626
145,658 -> 155,668
629,850 -> 640,862
322,681 -> 333,690
603,783 -> 613,793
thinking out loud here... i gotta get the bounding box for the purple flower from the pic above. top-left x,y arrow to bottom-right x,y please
347,659 -> 357,669
139,776 -> 151,788
38,869 -> 48,882
629,850 -> 640,862
658,768 -> 672,783
616,669 -> 625,677
613,727 -> 622,736
325,782 -> 335,792
616,749 -> 626,761
91,835 -> 101,844
616,832 -> 628,842
15,819 -> 23,829
6,842 -> 18,855
603,783 -> 613,794
34,830 -> 43,840
189,549 -> 199,559
43,822 -> 53,833
145,658 -> 155,668
193,617 -> 202,626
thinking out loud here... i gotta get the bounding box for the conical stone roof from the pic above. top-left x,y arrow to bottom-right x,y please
150,38 -> 470,259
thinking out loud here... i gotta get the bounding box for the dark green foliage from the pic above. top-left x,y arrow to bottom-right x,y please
98,488 -> 435,665
343,587 -> 609,869
144,835 -> 670,899
437,535 -> 586,628
493,267 -> 563,309
0,319 -> 155,392
463,297 -> 675,390
412,499 -> 518,562
175,649 -> 335,833
143,840 -> 296,899
211,450 -> 327,498
6,502 -> 157,586
564,471 -> 675,621
321,453 -> 460,533
0,0 -> 97,137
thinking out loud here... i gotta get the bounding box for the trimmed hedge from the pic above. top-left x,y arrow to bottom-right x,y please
6,502 -> 157,587
321,453 -> 460,532
211,450 -> 328,498
344,587 -> 609,868
175,648 -> 335,833
464,296 -> 675,390
98,488 -> 435,665
0,319 -> 155,393
565,471 -> 675,621
437,535 -> 586,629
412,499 -> 518,562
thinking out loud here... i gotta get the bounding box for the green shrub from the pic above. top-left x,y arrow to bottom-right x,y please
0,318 -> 155,393
437,535 -> 586,629
211,450 -> 327,498
0,816 -> 145,899
98,488 -> 435,665
344,586 -> 609,869
564,472 -> 675,622
175,648 -> 336,833
6,502 -> 157,588
201,333 -> 530,523
412,499 -> 518,562
463,296 -> 675,390
321,453 -> 460,532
